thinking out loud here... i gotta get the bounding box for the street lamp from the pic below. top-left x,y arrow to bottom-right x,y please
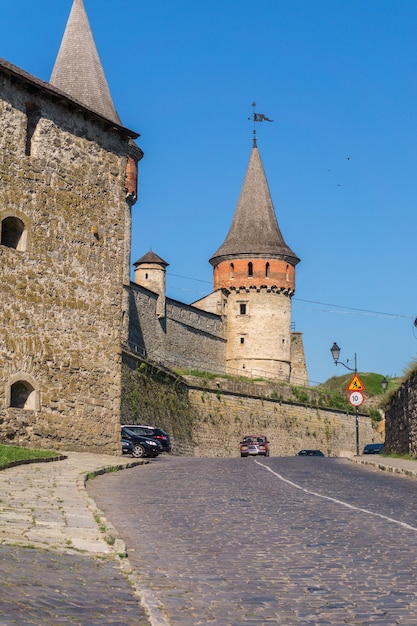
330,342 -> 357,374
381,377 -> 388,392
330,342 -> 360,456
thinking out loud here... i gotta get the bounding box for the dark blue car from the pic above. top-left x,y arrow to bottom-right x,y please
362,443 -> 384,455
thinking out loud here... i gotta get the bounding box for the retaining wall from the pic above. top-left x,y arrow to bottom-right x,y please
188,385 -> 381,458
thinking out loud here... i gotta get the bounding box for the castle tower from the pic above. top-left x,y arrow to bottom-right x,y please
133,250 -> 169,319
209,140 -> 301,382
0,0 -> 142,453
50,0 -> 141,205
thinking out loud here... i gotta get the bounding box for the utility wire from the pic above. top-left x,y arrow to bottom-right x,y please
166,272 -> 413,321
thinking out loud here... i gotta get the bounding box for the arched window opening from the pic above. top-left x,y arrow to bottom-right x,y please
230,263 -> 234,279
265,262 -> 270,278
10,381 -> 36,409
248,262 -> 253,277
1,216 -> 27,251
286,264 -> 290,281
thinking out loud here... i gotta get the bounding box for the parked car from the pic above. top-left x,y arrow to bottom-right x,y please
122,424 -> 172,452
122,437 -> 136,456
240,435 -> 270,457
362,443 -> 384,455
297,449 -> 325,457
121,427 -> 161,458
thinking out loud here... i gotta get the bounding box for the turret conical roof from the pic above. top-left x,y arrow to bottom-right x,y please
134,250 -> 169,267
210,145 -> 299,267
50,0 -> 121,124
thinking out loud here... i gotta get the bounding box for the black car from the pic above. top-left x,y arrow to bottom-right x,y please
362,443 -> 384,455
122,424 -> 172,452
297,449 -> 325,457
121,427 -> 161,458
122,437 -> 136,456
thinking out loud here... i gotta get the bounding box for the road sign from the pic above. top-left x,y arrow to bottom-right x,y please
349,391 -> 364,406
347,374 -> 365,391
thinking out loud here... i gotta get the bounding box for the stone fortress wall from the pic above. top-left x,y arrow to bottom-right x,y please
0,62 -> 135,453
121,354 -> 381,458
188,383 -> 380,458
127,282 -> 307,384
127,283 -> 227,372
384,369 -> 417,456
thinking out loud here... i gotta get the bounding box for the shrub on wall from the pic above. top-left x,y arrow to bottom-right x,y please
121,362 -> 197,445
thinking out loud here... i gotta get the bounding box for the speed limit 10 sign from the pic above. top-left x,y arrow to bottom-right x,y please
349,391 -> 364,406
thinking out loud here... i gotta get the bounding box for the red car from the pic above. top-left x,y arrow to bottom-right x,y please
240,435 -> 270,457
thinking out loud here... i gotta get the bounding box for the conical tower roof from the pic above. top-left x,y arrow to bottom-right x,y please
134,250 -> 169,267
50,0 -> 121,124
210,144 -> 299,267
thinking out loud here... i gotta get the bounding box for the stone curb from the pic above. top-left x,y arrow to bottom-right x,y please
351,457 -> 417,478
0,453 -> 67,470
80,460 -> 147,556
80,460 -> 172,626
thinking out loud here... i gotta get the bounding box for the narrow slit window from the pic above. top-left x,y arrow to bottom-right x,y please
240,303 -> 247,315
265,262 -> 270,277
248,262 -> 253,277
25,103 -> 41,157
230,263 -> 234,278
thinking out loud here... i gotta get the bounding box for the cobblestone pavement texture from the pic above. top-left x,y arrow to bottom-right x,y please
0,452 -> 153,625
88,455 -> 417,626
0,452 -> 416,626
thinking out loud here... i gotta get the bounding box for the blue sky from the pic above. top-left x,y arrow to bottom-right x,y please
2,0 -> 417,385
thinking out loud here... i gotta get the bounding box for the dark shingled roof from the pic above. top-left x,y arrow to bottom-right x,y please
210,145 -> 299,267
134,250 -> 169,267
0,57 -> 138,139
50,0 -> 121,125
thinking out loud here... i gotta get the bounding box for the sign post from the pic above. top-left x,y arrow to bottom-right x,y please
347,375 -> 365,456
330,344 -> 366,456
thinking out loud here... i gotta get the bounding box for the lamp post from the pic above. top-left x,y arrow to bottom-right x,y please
330,342 -> 360,456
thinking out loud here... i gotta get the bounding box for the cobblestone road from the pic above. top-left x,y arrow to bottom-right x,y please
0,544 -> 149,626
0,453 -> 151,625
88,456 -> 417,625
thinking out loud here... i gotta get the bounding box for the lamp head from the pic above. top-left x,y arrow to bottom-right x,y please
330,342 -> 341,363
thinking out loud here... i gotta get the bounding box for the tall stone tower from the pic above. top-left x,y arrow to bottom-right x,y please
0,0 -> 142,453
209,140 -> 304,382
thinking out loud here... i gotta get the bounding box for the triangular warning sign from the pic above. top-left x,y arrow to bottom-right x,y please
347,375 -> 365,391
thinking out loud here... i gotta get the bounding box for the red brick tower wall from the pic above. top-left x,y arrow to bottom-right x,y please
213,258 -> 295,292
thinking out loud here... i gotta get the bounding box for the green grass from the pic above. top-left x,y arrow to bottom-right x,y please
317,372 -> 400,396
383,452 -> 417,461
0,444 -> 58,469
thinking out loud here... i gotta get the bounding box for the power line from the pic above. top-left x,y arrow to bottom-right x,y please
166,271 -> 413,320
168,272 -> 211,285
293,298 -> 413,320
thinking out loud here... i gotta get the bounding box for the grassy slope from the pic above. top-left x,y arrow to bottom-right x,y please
0,444 -> 58,469
317,372 -> 399,397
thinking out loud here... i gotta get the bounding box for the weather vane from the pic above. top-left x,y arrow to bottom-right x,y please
248,102 -> 273,145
